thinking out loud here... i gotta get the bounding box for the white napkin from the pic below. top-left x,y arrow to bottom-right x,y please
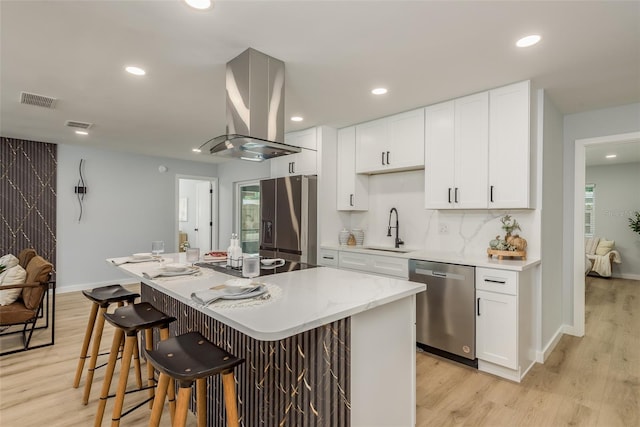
111,258 -> 130,266
191,284 -> 263,305
142,268 -> 197,279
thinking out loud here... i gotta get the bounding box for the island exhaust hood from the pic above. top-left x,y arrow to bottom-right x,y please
199,48 -> 301,162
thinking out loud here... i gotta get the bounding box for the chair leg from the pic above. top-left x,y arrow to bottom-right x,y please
83,306 -> 107,405
110,334 -> 136,427
222,372 -> 240,427
133,335 -> 142,389
174,386 -> 192,427
196,378 -> 206,427
94,328 -> 124,427
148,372 -> 170,427
159,327 -> 176,423
74,302 -> 98,388
145,329 -> 154,408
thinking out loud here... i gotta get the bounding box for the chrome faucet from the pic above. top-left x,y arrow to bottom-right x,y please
387,207 -> 404,248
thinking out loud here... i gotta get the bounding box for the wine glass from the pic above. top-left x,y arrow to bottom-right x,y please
186,247 -> 200,266
151,241 -> 165,259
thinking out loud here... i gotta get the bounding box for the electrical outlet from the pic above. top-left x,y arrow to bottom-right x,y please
439,223 -> 449,234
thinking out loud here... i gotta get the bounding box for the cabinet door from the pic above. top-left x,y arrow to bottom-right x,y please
355,119 -> 387,173
370,254 -> 408,279
489,81 -> 530,208
291,149 -> 316,175
476,289 -> 517,369
454,92 -> 489,209
425,101 -> 456,209
386,109 -> 425,171
337,127 -> 368,210
338,252 -> 370,271
270,155 -> 290,178
289,127 -> 317,150
318,248 -> 338,267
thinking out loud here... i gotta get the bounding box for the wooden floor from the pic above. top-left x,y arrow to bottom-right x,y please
1,277 -> 638,426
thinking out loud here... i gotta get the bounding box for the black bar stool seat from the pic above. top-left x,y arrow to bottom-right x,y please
95,302 -> 176,427
146,332 -> 244,427
82,284 -> 139,306
103,302 -> 175,336
74,284 -> 140,404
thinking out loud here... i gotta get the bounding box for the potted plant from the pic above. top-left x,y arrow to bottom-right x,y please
629,211 -> 640,236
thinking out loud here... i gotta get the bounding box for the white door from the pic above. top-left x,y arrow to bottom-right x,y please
195,181 -> 212,251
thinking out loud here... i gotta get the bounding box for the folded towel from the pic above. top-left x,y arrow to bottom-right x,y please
191,284 -> 264,306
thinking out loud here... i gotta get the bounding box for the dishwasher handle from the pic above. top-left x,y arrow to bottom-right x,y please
413,268 -> 467,281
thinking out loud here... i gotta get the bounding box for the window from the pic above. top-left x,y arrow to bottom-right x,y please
585,183 -> 596,237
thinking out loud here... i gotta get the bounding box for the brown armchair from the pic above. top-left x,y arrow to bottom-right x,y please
0,255 -> 54,356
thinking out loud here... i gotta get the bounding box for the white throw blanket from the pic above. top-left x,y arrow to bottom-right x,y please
587,250 -> 622,277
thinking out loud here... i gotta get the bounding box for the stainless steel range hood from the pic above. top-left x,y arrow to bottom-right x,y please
199,48 -> 301,162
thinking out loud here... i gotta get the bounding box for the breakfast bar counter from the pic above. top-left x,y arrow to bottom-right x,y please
109,254 -> 425,427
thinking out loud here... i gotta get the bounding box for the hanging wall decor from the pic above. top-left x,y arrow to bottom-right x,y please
74,158 -> 87,222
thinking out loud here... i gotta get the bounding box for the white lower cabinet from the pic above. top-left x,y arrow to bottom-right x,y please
476,289 -> 517,369
475,267 -> 535,382
318,248 -> 338,267
338,251 -> 408,279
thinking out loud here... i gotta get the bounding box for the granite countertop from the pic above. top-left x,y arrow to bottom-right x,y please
321,245 -> 541,271
108,254 -> 425,342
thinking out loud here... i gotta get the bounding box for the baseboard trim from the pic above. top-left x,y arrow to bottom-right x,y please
56,280 -> 139,294
536,326 -> 564,363
615,273 -> 640,281
562,324 -> 583,338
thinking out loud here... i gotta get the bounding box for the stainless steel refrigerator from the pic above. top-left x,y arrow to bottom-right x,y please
259,175 -> 317,264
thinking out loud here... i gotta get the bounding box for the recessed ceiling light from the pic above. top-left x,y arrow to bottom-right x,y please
192,148 -> 202,153
125,66 -> 146,76
371,88 -> 388,95
291,116 -> 303,122
516,35 -> 541,48
184,0 -> 212,10
606,154 -> 617,159
75,130 -> 88,135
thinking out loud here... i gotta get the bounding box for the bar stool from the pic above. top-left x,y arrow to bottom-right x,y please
74,284 -> 140,405
94,302 -> 176,427
146,332 -> 244,427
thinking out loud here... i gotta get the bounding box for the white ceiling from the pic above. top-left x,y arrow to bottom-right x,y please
586,140 -> 640,166
1,1 -> 639,164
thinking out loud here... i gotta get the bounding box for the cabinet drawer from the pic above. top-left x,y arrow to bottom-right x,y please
318,249 -> 338,267
476,267 -> 517,295
338,252 -> 369,271
370,254 -> 408,279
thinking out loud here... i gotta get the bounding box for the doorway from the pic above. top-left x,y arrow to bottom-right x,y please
572,131 -> 640,337
177,176 -> 218,253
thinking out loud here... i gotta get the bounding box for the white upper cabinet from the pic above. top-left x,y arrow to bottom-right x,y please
270,128 -> 317,177
337,126 -> 368,211
488,81 -> 531,208
355,109 -> 425,174
424,81 -> 531,210
425,92 -> 489,209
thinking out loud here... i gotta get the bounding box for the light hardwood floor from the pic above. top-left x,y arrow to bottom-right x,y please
1,277 -> 638,426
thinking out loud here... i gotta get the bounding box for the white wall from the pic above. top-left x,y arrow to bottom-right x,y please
57,144 -> 217,292
562,103 -> 640,323
586,162 -> 640,279
539,90 -> 565,350
216,159 -> 270,249
347,170 -> 541,257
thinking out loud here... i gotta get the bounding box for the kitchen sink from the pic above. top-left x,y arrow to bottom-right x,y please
361,245 -> 414,254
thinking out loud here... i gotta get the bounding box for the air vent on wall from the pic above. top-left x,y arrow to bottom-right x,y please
65,120 -> 93,130
20,91 -> 57,108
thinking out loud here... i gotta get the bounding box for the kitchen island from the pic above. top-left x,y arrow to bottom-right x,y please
109,254 -> 425,427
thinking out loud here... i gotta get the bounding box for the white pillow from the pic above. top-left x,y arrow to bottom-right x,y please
585,237 -> 600,255
0,258 -> 27,306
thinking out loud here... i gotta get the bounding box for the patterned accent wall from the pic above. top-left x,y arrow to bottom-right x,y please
142,284 -> 351,427
0,137 -> 57,265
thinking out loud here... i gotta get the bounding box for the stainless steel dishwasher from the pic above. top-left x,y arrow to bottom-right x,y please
409,259 -> 477,367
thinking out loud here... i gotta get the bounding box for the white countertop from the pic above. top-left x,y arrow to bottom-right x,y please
108,254 -> 425,342
321,245 -> 540,271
